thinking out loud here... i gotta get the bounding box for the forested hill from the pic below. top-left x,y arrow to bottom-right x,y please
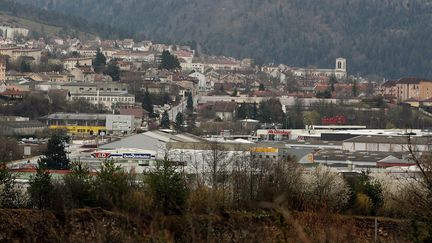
13,0 -> 432,78
0,0 -> 130,39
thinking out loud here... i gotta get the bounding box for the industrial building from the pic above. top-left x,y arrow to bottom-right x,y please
0,120 -> 47,136
41,113 -> 134,135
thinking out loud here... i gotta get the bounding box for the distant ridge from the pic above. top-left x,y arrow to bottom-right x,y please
12,0 -> 432,78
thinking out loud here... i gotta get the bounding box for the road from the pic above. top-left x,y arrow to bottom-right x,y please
6,143 -> 94,170
168,92 -> 201,120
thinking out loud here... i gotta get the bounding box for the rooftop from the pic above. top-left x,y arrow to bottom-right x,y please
42,113 -> 109,121
343,135 -> 432,144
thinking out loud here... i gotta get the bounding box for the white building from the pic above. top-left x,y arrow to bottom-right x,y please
106,114 -> 134,133
63,58 -> 93,71
69,91 -> 135,109
0,26 -> 29,40
188,72 -> 208,91
0,58 -> 5,82
342,135 -> 431,153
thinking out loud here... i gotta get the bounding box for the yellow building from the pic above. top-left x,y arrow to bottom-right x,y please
419,81 -> 432,100
41,113 -> 108,136
49,125 -> 106,135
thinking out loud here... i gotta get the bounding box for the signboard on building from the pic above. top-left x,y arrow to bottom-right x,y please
321,115 -> 347,125
106,115 -> 134,131
257,129 -> 291,136
250,147 -> 279,153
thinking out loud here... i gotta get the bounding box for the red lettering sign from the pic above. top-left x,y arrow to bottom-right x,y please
267,129 -> 291,135
93,152 -> 111,158
321,115 -> 347,125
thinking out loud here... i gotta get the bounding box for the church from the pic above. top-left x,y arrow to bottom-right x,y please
291,58 -> 347,80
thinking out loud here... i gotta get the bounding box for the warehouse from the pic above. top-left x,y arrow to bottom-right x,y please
0,120 -> 46,136
41,113 -> 134,135
342,135 -> 432,152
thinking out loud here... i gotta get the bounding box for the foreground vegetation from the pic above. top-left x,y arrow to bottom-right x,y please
0,146 -> 431,241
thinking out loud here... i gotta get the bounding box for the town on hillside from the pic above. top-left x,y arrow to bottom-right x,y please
1,23 -> 431,174
0,22 -> 431,242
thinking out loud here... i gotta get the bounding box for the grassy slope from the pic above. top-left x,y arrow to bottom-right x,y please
0,12 -> 95,39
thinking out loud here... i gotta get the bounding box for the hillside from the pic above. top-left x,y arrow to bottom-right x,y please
0,0 -> 130,40
0,12 -> 95,39
14,0 -> 432,78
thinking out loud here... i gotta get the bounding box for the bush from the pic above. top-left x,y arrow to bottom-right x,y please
353,192 -> 373,215
303,165 -> 350,212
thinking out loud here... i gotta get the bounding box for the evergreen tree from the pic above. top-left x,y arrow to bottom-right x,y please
160,111 -> 170,128
0,166 -> 25,208
329,75 -> 338,92
142,90 -> 154,116
159,50 -> 181,70
258,98 -> 284,123
146,157 -> 188,214
186,92 -> 193,112
93,160 -> 131,209
236,103 -> 247,119
28,164 -> 54,209
63,161 -> 94,208
20,60 -> 31,72
252,102 -> 258,119
104,62 -> 120,81
40,132 -> 70,170
175,113 -> 184,131
232,87 -> 238,97
352,79 -> 358,97
92,48 -> 106,73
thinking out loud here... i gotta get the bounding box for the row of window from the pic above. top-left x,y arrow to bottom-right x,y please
73,96 -> 134,102
78,87 -> 127,91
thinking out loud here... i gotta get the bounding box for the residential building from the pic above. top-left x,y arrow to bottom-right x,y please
0,26 -> 29,39
77,47 -> 98,57
379,80 -> 397,99
30,72 -> 73,83
0,58 -> 5,82
112,51 -> 156,63
63,57 -> 93,71
70,66 -> 96,82
211,101 -> 237,121
119,107 -> 149,127
380,77 -> 432,102
69,91 -> 135,109
188,71 -> 208,91
11,49 -> 42,63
